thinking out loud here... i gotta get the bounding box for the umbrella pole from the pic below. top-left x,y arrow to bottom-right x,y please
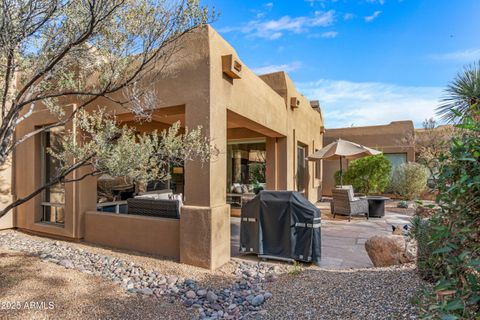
339,157 -> 343,187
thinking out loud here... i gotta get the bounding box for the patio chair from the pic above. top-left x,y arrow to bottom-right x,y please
331,188 -> 369,222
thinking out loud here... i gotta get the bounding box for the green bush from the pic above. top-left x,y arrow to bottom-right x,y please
397,200 -> 409,208
390,162 -> 429,200
334,154 -> 391,194
412,115 -> 480,319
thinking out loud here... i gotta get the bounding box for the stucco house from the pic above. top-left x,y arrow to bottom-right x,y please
321,121 -> 415,196
1,26 -> 325,269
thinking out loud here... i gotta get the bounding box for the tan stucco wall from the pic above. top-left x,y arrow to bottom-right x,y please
180,204 -> 230,270
207,27 -> 323,202
0,157 -> 13,230
322,121 -> 415,196
12,25 -> 324,268
84,211 -> 180,260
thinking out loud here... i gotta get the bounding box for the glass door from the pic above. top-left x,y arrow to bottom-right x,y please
297,145 -> 306,193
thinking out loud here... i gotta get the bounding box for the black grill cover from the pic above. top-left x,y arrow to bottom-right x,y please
240,191 -> 321,263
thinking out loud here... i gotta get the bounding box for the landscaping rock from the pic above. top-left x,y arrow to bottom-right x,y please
0,230 -> 285,320
206,291 -> 218,303
365,235 -> 415,267
139,288 -> 154,296
251,294 -> 265,306
59,259 -> 74,269
196,289 -> 207,296
185,290 -> 196,299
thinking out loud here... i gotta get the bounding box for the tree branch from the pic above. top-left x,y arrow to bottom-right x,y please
0,154 -> 94,219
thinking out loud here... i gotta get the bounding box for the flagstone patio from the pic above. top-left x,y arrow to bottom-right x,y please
231,200 -> 413,269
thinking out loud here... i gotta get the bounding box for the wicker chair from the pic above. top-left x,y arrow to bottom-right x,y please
331,188 -> 369,222
126,198 -> 180,219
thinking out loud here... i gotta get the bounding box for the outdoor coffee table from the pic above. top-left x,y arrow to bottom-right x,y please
365,196 -> 390,217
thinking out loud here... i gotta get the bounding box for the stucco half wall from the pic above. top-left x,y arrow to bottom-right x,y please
322,121 -> 415,196
84,212 -> 180,260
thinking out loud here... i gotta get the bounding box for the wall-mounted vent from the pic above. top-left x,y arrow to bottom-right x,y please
290,97 -> 300,109
310,100 -> 320,109
222,54 -> 242,79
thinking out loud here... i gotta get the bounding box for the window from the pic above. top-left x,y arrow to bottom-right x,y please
314,150 -> 321,180
41,126 -> 65,225
226,140 -> 266,194
384,153 -> 407,171
297,144 -> 306,192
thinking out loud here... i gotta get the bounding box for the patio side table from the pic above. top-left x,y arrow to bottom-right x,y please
366,196 -> 390,218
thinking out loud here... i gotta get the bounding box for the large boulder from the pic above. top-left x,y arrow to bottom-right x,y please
365,235 -> 416,267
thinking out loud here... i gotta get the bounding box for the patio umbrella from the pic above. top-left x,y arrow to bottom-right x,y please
307,139 -> 382,186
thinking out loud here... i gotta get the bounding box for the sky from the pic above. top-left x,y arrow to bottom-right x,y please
203,0 -> 480,128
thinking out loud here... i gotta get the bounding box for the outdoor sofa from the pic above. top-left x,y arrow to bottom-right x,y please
126,198 -> 180,219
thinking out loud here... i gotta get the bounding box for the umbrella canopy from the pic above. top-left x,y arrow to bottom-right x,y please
307,139 -> 382,186
307,139 -> 381,161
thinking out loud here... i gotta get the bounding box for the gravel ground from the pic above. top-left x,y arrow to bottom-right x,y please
263,265 -> 423,320
0,230 -> 285,319
0,230 -> 426,319
0,248 -> 190,320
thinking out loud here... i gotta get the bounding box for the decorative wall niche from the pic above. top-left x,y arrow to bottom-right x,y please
222,54 -> 242,79
290,97 -> 300,109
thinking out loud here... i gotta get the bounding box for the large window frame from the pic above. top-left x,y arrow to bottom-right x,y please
226,139 -> 266,195
296,143 -> 307,193
40,126 -> 66,226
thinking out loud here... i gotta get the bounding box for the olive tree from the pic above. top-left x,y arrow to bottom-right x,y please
0,0 -> 214,218
414,118 -> 455,182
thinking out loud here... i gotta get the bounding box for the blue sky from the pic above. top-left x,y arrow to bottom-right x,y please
203,0 -> 480,128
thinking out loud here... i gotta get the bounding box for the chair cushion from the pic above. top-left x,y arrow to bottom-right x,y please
135,193 -> 172,200
335,185 -> 355,201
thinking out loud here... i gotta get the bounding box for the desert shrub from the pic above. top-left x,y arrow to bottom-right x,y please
334,154 -> 391,194
390,162 -> 429,200
412,115 -> 480,319
397,200 -> 409,208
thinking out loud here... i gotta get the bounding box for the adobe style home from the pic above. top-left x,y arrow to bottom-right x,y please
322,121 -> 415,196
0,26 -> 324,270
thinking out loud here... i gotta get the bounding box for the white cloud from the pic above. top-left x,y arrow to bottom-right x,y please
343,13 -> 354,20
298,79 -> 443,128
305,0 -> 338,7
264,2 -> 273,9
366,0 -> 385,4
364,10 -> 382,22
320,31 -> 338,38
252,61 -> 302,74
220,10 -> 335,40
429,48 -> 480,62
307,31 -> 339,39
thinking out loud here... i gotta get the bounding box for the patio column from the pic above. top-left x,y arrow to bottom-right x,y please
180,101 -> 230,270
276,137 -> 289,190
266,138 -> 277,190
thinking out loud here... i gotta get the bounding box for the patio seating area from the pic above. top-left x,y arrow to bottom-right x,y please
96,189 -> 182,219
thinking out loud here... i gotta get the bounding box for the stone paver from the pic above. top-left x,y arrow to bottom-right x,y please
231,201 -> 413,269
